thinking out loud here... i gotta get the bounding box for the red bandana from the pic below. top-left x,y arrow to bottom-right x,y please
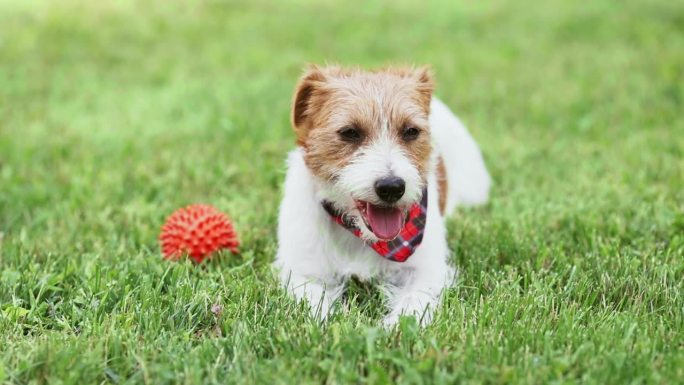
322,189 -> 427,262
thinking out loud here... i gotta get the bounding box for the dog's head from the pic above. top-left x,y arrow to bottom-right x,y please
291,65 -> 434,241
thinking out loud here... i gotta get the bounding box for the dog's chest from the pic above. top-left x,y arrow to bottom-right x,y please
323,220 -> 401,281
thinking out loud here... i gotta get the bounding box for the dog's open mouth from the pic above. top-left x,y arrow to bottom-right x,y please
355,201 -> 405,241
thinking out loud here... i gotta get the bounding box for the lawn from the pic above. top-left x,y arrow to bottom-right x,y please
1,0 -> 683,383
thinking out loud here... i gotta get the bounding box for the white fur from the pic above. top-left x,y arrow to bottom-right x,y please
329,128 -> 424,241
429,97 -> 491,212
274,97 -> 490,327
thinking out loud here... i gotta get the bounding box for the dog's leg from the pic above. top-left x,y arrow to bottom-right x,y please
379,175 -> 456,328
274,149 -> 347,321
381,262 -> 454,327
281,270 -> 344,321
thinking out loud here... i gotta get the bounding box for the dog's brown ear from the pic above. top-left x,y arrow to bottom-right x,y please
413,66 -> 435,112
292,65 -> 326,146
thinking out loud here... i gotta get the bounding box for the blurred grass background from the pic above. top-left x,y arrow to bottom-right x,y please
0,0 -> 683,383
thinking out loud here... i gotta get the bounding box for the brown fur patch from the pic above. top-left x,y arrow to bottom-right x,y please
291,65 -> 435,181
436,156 -> 448,214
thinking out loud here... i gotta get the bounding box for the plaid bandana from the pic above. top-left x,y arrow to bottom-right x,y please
321,189 -> 427,262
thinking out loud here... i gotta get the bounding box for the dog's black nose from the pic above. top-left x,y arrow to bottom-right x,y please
374,176 -> 405,203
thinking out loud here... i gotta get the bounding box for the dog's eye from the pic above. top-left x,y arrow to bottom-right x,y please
338,126 -> 363,143
401,126 -> 421,141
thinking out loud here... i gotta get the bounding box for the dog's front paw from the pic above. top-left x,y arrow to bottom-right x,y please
383,293 -> 435,328
382,310 -> 433,329
381,312 -> 402,329
284,275 -> 344,322
308,292 -> 336,322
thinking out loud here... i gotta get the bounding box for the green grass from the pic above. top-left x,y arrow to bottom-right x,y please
1,0 -> 683,383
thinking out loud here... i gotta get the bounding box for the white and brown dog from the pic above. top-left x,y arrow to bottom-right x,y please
274,65 -> 491,327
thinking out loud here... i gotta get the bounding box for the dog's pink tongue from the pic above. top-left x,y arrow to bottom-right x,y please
366,203 -> 403,240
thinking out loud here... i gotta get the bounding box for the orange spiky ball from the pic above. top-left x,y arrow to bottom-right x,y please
159,204 -> 239,263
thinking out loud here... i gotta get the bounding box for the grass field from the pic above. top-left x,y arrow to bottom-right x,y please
1,0 -> 683,383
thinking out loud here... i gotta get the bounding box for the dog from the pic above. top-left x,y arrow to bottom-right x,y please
274,65 -> 491,327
